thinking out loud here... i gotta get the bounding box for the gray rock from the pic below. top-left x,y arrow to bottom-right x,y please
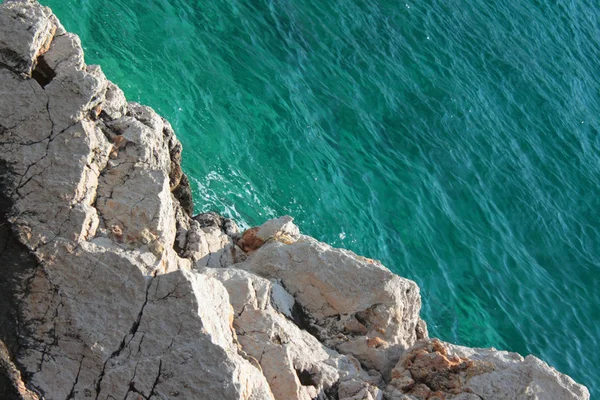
0,1 -> 273,398
445,343 -> 590,400
235,223 -> 425,375
204,267 -> 382,400
0,0 -> 56,75
0,1 -> 590,399
385,339 -> 589,400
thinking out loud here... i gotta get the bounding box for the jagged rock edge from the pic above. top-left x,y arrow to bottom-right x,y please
0,1 -> 590,400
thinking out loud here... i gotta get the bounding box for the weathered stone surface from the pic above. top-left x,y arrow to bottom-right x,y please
235,218 -> 426,375
42,33 -> 83,74
11,238 -> 274,399
338,378 -> 383,400
176,212 -> 245,268
0,342 -> 39,400
204,267 -> 385,400
0,0 -> 56,75
0,161 -> 40,400
238,215 -> 298,253
444,342 -> 589,400
386,339 -> 589,400
0,1 -> 590,399
0,1 -> 274,398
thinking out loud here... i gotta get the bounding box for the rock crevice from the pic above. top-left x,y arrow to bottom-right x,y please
0,1 -> 590,399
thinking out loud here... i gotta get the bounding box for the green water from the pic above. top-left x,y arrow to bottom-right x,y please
38,0 -> 599,393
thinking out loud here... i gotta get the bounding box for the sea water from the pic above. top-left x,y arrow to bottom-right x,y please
38,0 -> 600,394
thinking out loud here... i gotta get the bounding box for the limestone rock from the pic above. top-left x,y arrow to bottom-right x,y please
42,33 -> 84,74
444,342 -> 590,400
385,339 -> 589,400
338,379 -> 384,400
0,1 -> 591,399
236,219 -> 426,374
0,1 -> 274,398
0,0 -> 56,75
13,238 -> 274,399
238,215 -> 299,252
204,267 -> 384,400
0,342 -> 39,400
177,212 -> 245,268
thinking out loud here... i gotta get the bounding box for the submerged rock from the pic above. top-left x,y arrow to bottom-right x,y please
0,1 -> 590,399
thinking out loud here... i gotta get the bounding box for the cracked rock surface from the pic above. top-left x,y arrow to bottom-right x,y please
0,1 -> 590,399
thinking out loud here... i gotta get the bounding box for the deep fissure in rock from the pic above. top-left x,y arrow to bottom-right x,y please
31,56 -> 55,88
324,382 -> 340,400
295,368 -> 317,387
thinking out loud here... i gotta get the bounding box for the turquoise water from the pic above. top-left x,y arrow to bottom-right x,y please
37,0 -> 599,394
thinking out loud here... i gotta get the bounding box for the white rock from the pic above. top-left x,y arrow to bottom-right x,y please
255,215 -> 300,241
338,379 -> 384,400
0,1 -> 274,397
16,239 -> 274,399
236,231 -> 425,374
42,33 -> 84,74
0,0 -> 56,75
0,2 -> 591,399
444,343 -> 590,400
204,267 -> 381,400
271,280 -> 296,318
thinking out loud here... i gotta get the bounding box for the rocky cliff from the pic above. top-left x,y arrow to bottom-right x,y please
0,1 -> 590,399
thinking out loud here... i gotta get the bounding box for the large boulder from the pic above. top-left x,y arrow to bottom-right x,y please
236,217 -> 427,375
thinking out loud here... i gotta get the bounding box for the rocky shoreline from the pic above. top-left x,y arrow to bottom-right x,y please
0,1 -> 590,399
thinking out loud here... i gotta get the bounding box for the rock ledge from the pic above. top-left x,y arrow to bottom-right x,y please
0,1 -> 590,399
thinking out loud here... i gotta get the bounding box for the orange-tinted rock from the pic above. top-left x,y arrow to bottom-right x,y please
238,227 -> 265,252
367,336 -> 388,349
410,383 -> 432,399
395,339 -> 495,398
